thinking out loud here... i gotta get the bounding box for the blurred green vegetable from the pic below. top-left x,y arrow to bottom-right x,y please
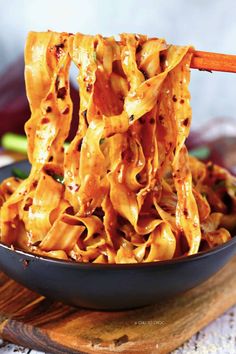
12,168 -> 29,179
2,133 -> 28,154
1,133 -> 69,154
189,146 -> 210,160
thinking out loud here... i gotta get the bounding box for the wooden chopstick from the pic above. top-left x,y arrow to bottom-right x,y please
190,50 -> 236,73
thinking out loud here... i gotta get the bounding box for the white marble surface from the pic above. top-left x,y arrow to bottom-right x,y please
0,304 -> 235,353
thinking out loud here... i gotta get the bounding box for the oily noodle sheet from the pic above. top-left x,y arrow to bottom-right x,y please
0,32 -> 236,263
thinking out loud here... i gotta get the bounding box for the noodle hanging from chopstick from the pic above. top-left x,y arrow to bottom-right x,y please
0,31 -> 236,263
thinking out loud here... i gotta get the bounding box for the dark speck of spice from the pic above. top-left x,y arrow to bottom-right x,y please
6,189 -> 12,196
136,173 -> 141,182
55,76 -> 60,92
46,106 -> 52,113
140,68 -> 149,80
183,118 -> 189,127
149,117 -> 155,124
23,259 -> 30,269
172,95 -> 178,102
23,204 -> 30,211
82,110 -> 89,125
62,107 -> 70,115
55,43 -> 64,49
33,181 -> 38,188
23,198 -> 33,211
180,99 -> 185,104
47,92 -> 53,101
159,115 -> 164,123
199,68 -> 212,73
77,140 -> 83,152
94,40 -> 98,49
114,335 -> 129,347
129,115 -> 135,122
160,53 -> 166,64
65,206 -> 74,215
54,43 -> 65,60
183,209 -> 189,217
136,44 -> 142,53
41,117 -> 50,124
207,163 -> 214,172
86,83 -> 93,92
93,207 -> 105,220
32,240 -> 41,247
57,87 -> 67,99
139,117 -> 145,124
91,338 -> 102,347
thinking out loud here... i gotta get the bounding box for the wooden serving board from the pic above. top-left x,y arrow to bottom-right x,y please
0,257 -> 235,354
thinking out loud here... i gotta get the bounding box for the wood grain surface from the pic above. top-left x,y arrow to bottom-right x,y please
0,256 -> 235,354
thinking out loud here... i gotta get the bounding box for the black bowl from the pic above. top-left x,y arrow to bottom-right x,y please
0,160 -> 236,310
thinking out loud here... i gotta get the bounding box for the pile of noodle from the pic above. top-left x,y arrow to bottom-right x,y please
0,32 -> 236,263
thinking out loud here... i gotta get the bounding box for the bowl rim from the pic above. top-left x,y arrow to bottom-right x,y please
0,236 -> 236,269
1,160 -> 236,269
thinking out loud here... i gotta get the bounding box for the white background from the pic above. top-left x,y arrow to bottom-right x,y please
1,0 -> 236,128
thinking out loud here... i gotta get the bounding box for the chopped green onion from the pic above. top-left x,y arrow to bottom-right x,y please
12,167 -> 64,184
52,173 -> 64,184
99,138 -> 105,145
12,168 -> 29,180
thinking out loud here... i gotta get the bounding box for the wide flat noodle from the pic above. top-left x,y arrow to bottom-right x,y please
0,31 -> 235,263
